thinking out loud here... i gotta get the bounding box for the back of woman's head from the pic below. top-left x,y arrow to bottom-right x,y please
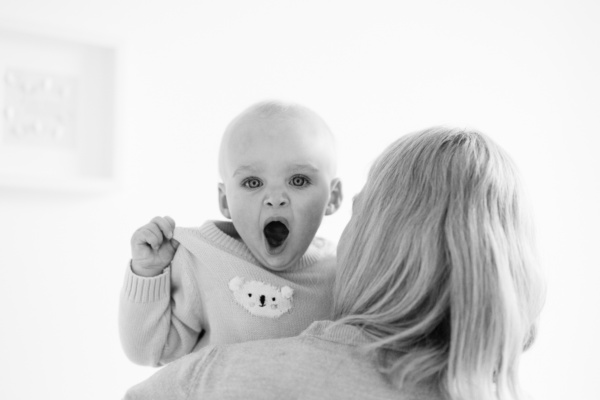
333,127 -> 545,400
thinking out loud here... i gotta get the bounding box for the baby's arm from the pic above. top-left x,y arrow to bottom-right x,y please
119,217 -> 204,366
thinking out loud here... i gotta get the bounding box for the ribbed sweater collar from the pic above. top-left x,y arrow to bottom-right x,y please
193,220 -> 325,271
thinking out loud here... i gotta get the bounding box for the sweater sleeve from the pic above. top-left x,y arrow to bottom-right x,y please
118,247 -> 205,367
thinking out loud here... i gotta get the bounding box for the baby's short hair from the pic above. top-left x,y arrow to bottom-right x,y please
218,100 -> 336,180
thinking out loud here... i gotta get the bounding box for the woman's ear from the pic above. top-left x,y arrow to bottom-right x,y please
218,183 -> 231,219
325,178 -> 343,216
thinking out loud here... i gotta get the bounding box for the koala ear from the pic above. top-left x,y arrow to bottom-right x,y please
229,276 -> 244,291
281,286 -> 294,299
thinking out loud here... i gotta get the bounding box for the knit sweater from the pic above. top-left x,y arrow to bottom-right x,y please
119,220 -> 336,367
123,320 -> 444,400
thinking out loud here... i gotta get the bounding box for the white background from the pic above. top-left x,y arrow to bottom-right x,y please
0,1 -> 598,399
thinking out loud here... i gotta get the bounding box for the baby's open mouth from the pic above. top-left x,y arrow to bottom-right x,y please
263,221 -> 289,248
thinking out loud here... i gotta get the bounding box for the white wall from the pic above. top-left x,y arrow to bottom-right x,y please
0,1 -> 598,399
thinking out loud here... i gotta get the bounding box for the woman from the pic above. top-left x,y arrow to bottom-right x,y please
124,127 -> 545,400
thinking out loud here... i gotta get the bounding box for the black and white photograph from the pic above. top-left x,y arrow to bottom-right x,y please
1,1 -> 598,399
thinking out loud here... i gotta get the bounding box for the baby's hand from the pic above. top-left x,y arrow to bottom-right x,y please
130,216 -> 179,277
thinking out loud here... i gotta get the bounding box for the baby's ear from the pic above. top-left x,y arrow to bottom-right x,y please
325,178 -> 343,216
218,183 -> 231,219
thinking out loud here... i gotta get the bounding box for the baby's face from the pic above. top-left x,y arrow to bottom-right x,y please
219,114 -> 339,271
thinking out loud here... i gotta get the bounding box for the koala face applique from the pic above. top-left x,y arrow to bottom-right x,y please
228,276 -> 294,318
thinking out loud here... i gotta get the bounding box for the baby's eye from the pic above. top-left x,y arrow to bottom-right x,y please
272,297 -> 276,301
248,293 -> 252,297
289,175 -> 310,187
242,178 -> 263,189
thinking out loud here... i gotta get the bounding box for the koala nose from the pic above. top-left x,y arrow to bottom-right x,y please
259,295 -> 266,306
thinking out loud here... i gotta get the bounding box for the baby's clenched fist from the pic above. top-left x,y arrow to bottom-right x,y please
130,216 -> 179,277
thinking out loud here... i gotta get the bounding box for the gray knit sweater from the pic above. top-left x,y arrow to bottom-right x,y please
119,220 -> 336,367
123,320 -> 444,400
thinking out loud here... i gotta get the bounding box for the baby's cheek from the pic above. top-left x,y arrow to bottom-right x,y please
297,202 -> 325,230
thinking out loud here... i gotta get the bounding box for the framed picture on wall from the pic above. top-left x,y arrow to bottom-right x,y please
0,21 -> 119,192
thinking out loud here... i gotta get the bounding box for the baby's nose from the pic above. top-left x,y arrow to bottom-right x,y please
264,191 -> 289,207
259,295 -> 266,305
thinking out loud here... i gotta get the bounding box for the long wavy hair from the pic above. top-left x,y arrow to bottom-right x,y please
333,127 -> 545,400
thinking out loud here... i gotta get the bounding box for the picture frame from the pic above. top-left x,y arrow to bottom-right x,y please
0,21 -> 119,192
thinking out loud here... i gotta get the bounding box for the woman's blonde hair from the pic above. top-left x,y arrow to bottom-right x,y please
333,127 -> 545,400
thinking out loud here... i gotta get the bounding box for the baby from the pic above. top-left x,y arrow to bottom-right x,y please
119,100 -> 343,367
